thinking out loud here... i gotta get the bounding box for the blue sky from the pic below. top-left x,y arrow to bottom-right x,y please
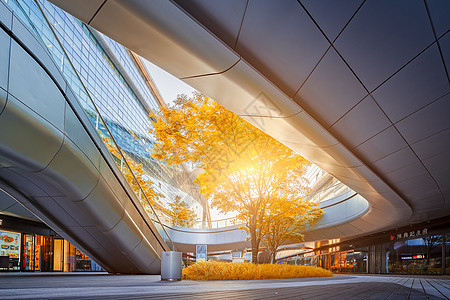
143,60 -> 195,105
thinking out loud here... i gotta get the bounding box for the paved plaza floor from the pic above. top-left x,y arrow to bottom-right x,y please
0,272 -> 449,299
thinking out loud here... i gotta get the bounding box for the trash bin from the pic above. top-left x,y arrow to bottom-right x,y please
161,251 -> 182,281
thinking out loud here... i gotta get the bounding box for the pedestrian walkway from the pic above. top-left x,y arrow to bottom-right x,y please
0,273 -> 448,299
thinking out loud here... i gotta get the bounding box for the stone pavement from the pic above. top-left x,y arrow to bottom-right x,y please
0,273 -> 449,299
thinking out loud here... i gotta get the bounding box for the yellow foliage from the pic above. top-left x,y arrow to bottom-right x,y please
168,196 -> 197,227
100,136 -> 162,212
182,261 -> 332,280
150,93 -> 317,262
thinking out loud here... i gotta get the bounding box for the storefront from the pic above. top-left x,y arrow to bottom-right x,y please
0,215 -> 102,272
287,216 -> 450,275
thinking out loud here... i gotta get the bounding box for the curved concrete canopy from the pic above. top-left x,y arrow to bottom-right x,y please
163,191 -> 368,252
50,0 -> 450,240
0,4 -> 169,274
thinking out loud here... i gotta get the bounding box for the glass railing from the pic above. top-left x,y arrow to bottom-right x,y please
5,0 -> 174,249
160,181 -> 355,230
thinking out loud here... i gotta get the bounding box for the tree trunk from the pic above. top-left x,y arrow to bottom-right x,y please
250,226 -> 259,264
270,252 -> 275,264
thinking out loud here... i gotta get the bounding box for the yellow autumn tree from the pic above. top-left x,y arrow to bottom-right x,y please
168,196 -> 198,227
150,92 -> 318,263
261,195 -> 322,264
101,136 -> 162,215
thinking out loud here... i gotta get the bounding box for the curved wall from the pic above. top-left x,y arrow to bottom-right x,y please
0,3 -> 168,274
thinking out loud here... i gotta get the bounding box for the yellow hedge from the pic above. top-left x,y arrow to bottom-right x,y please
182,261 -> 332,280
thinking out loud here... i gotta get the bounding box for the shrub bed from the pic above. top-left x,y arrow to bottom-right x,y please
182,261 -> 332,280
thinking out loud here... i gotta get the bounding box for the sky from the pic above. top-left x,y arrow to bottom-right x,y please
143,60 -> 195,105
142,58 -> 233,221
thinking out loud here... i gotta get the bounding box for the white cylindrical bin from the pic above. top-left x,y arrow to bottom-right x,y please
161,251 -> 182,281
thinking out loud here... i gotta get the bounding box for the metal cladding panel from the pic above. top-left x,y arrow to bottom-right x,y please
333,0 -> 435,92
441,33 -> 450,69
235,0 -> 329,97
0,88 -> 6,119
412,128 -> 450,162
104,213 -> 142,256
173,0 -> 247,49
9,40 -> 65,132
87,0 -> 240,78
74,178 -> 125,232
64,106 -> 101,171
30,196 -> 80,227
0,94 -> 64,172
294,47 -> 368,129
40,138 -> 100,201
11,15 -> 66,94
329,96 -> 392,149
395,93 -> 450,145
354,126 -> 408,164
0,1 -> 12,30
46,0 -> 104,24
0,29 -> 9,91
98,158 -> 129,207
129,239 -> 159,273
425,0 -> 450,37
372,45 -> 449,123
300,0 -> 364,42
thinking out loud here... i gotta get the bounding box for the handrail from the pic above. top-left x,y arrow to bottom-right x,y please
161,191 -> 359,232
158,184 -> 355,230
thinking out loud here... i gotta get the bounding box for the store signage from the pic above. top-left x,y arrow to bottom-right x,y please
0,229 -> 21,258
390,228 -> 428,241
329,246 -> 340,253
401,254 -> 425,260
196,244 -> 207,262
303,252 -> 315,258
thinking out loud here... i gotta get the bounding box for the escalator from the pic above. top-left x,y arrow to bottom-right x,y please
0,2 -> 171,274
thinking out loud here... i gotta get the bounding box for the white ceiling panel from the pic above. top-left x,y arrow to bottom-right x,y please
439,32 -> 450,72
353,126 -> 408,164
183,60 -> 302,118
300,0 -> 363,42
236,0 -> 329,97
422,150 -> 450,190
89,0 -> 240,78
294,47 -> 368,128
395,93 -> 450,144
47,0 -> 104,24
425,0 -> 450,38
370,147 -> 419,175
394,175 -> 442,203
372,44 -> 449,123
329,96 -> 391,148
411,127 -> 450,161
334,0 -> 435,91
173,0 -> 247,49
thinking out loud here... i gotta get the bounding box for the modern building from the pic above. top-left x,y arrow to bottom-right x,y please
0,0 -> 449,275
0,0 -> 209,273
44,0 -> 450,275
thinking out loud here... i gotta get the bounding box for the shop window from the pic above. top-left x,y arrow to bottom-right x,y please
75,249 -> 91,271
388,235 -> 442,274
0,229 -> 21,270
22,234 -> 52,272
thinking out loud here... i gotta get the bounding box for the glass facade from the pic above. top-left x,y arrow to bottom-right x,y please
287,219 -> 450,275
3,0 -> 208,227
1,227 -> 101,273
